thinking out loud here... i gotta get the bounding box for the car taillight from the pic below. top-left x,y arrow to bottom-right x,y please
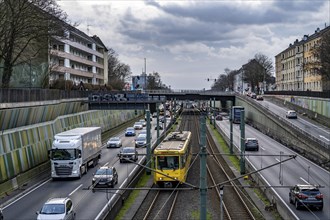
315,194 -> 323,199
298,193 -> 308,199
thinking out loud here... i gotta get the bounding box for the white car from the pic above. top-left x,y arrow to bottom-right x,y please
133,122 -> 143,130
139,119 -> 147,127
286,110 -> 297,119
36,197 -> 75,220
107,137 -> 122,148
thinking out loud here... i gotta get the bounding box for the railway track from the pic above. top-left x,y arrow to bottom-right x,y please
206,128 -> 259,220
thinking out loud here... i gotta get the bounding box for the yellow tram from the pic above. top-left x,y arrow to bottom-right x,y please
153,131 -> 192,187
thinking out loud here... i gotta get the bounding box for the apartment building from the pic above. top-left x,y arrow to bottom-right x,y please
50,27 -> 108,86
275,26 -> 330,91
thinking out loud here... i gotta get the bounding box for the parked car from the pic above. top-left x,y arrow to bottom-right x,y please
133,122 -> 143,130
118,147 -> 138,163
135,134 -> 147,147
286,110 -> 298,119
36,197 -> 75,220
139,119 -> 147,127
251,93 -> 257,99
289,184 -> 323,210
125,127 -> 136,136
92,166 -> 118,188
107,137 -> 122,148
256,95 -> 264,101
244,138 -> 259,151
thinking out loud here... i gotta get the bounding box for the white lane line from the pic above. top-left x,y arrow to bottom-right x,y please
275,158 -> 280,163
3,179 -> 51,209
69,184 -> 82,196
103,162 -> 109,167
300,177 -> 310,184
319,135 -> 330,142
260,146 -> 266,151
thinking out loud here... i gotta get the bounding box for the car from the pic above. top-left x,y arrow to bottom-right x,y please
154,124 -> 164,130
215,115 -> 223,121
36,197 -> 75,220
250,93 -> 257,99
118,147 -> 138,163
286,110 -> 298,119
139,119 -> 147,127
244,138 -> 259,151
92,166 -> 118,188
289,184 -> 323,210
125,127 -> 136,136
107,137 -> 122,148
135,134 -> 147,147
133,122 -> 143,130
144,114 -> 153,121
140,129 -> 152,138
159,116 -> 165,123
256,95 -> 264,101
152,112 -> 158,118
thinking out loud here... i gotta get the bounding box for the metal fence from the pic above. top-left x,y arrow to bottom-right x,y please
0,89 -> 89,103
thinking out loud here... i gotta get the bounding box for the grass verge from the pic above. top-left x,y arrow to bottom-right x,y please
115,172 -> 151,220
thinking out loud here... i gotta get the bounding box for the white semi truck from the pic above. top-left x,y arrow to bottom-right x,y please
50,127 -> 102,179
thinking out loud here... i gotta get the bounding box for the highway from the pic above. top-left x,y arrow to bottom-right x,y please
2,118 -> 163,220
256,98 -> 330,146
217,118 -> 330,220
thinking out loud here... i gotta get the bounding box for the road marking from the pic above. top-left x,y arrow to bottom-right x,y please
300,177 -> 310,184
69,184 -> 82,196
319,135 -> 330,142
260,146 -> 266,151
3,179 -> 51,209
275,158 -> 280,163
103,162 -> 109,166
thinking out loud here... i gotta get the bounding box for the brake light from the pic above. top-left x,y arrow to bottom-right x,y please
298,193 -> 308,199
315,194 -> 323,199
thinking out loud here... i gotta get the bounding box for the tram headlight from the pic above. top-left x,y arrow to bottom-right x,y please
159,177 -> 163,180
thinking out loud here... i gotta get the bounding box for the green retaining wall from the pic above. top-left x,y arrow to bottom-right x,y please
0,109 -> 141,186
0,101 -> 88,131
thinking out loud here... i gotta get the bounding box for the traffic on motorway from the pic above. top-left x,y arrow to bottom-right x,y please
1,108 -> 174,220
216,110 -> 329,220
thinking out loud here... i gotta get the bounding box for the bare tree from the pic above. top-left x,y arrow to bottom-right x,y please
146,71 -> 166,90
307,29 -> 330,91
211,68 -> 237,91
107,48 -> 132,90
0,0 -> 68,88
243,53 -> 273,93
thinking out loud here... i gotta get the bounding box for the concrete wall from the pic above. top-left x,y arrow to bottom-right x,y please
0,108 -> 142,197
235,95 -> 329,170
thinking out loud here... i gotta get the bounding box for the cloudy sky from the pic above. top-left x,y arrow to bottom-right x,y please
57,0 -> 330,90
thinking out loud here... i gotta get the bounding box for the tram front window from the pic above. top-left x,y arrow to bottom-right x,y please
157,156 -> 179,170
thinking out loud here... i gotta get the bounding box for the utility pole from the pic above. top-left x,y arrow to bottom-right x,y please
199,114 -> 207,220
240,110 -> 246,174
146,110 -> 151,175
229,107 -> 233,154
213,98 -> 216,129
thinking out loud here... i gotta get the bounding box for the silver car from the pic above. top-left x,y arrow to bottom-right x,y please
107,137 -> 122,148
37,197 -> 75,220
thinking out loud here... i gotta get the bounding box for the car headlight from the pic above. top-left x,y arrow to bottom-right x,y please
92,178 -> 96,182
72,170 -> 78,174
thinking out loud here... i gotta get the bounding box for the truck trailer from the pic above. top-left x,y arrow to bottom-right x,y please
50,127 -> 102,179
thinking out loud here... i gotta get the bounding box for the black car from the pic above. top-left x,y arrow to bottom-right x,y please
118,147 -> 138,163
92,166 -> 118,188
289,184 -> 323,210
244,138 -> 259,151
